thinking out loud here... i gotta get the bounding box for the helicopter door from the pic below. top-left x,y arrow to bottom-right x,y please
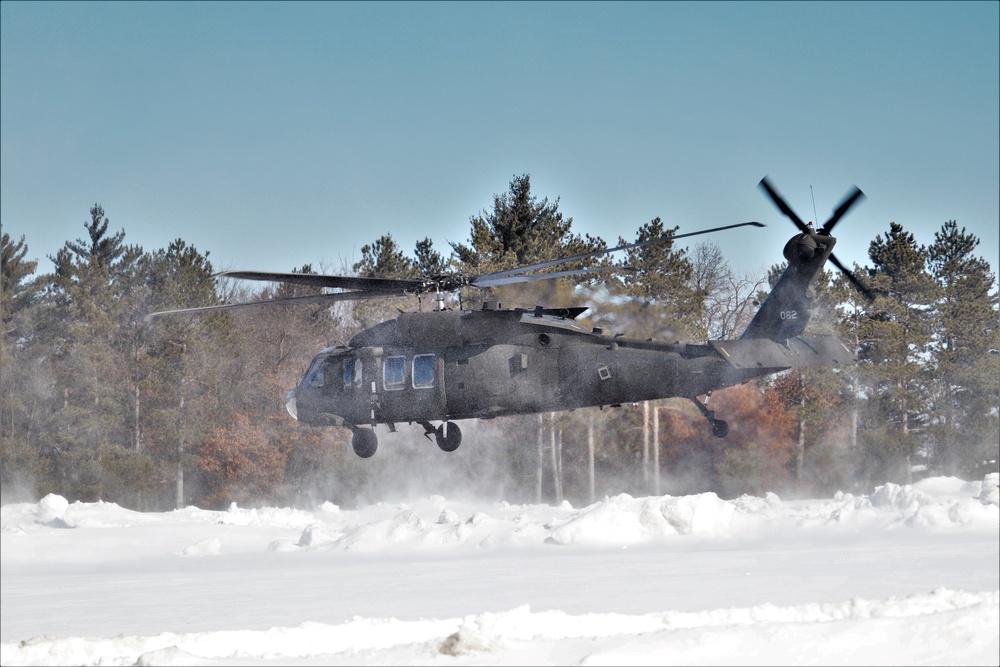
375,352 -> 446,423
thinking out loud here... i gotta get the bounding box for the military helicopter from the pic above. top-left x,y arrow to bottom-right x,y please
150,178 -> 870,458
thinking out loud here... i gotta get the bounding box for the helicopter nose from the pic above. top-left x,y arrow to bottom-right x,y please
284,388 -> 298,420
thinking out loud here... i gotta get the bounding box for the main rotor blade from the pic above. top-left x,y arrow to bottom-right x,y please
828,252 -> 875,302
144,290 -> 407,322
479,221 -> 765,281
216,270 -> 423,293
819,186 -> 866,235
758,177 -> 811,235
472,265 -> 636,288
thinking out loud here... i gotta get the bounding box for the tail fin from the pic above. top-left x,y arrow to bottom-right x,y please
740,232 -> 836,341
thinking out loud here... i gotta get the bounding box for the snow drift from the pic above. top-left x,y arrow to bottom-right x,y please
2,474 -> 997,665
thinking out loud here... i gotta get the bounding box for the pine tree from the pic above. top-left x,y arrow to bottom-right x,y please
451,174 -> 570,270
450,174 -> 605,307
37,205 -> 146,501
857,222 -> 937,485
926,221 -> 1000,476
614,217 -> 701,340
353,234 -> 418,279
414,237 -> 447,276
0,233 -> 45,501
352,233 -> 417,325
1,233 -> 40,339
139,239 -> 232,508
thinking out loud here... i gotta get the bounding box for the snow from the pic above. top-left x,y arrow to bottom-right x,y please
2,475 -> 998,666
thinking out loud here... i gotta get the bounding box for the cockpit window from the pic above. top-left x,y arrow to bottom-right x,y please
412,354 -> 435,388
383,356 -> 405,390
305,357 -> 326,387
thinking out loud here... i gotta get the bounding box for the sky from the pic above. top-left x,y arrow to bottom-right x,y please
2,474 -> 998,665
2,1 -> 998,285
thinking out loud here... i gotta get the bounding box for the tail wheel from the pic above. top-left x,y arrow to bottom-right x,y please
352,428 -> 378,458
435,422 -> 462,452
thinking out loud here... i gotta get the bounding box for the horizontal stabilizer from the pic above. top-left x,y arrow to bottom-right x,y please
709,336 -> 854,369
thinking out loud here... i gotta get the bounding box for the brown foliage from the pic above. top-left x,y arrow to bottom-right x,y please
198,413 -> 287,507
714,384 -> 797,496
662,384 -> 796,497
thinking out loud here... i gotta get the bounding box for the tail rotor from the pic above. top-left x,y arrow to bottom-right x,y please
758,176 -> 873,301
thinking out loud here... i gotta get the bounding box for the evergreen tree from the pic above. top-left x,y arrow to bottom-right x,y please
925,221 -> 1000,476
857,222 -> 937,485
352,233 -> 417,324
1,233 -> 41,339
414,237 -> 447,276
139,239 -> 232,508
0,233 -> 45,501
614,217 -> 701,340
452,174 -> 566,270
450,174 -> 606,307
37,205 -> 146,501
353,234 -> 418,279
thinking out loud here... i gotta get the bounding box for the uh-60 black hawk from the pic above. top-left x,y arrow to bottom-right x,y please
151,178 -> 872,458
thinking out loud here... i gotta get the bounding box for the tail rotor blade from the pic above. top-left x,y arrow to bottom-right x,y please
828,252 -> 875,301
759,176 -> 811,234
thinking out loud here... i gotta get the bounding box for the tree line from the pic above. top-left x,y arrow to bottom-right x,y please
2,175 -> 997,509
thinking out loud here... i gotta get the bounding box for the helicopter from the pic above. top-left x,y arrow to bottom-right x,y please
150,177 -> 871,458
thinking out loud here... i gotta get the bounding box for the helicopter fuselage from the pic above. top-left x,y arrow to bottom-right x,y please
288,304 -> 769,430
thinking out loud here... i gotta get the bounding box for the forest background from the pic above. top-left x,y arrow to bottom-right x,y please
2,174 -> 997,510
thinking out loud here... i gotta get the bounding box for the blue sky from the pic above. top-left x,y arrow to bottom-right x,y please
2,1 -> 997,283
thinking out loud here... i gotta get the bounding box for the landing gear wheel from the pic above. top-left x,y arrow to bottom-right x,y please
689,395 -> 730,439
435,422 -> 462,452
351,428 -> 378,458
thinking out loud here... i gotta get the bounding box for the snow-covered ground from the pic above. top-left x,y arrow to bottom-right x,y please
2,475 -> 998,666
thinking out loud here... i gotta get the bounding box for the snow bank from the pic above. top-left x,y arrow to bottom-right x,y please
544,492 -> 749,546
2,589 -> 996,666
3,475 -> 996,551
2,475 -> 997,666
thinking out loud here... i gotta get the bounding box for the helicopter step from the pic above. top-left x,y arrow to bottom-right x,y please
689,394 -> 729,439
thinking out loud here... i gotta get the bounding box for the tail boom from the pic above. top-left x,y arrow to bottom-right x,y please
710,335 -> 855,370
740,232 -> 836,341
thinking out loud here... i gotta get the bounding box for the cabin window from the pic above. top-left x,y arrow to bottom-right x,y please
342,358 -> 353,389
383,355 -> 406,390
412,354 -> 435,388
343,357 -> 363,390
